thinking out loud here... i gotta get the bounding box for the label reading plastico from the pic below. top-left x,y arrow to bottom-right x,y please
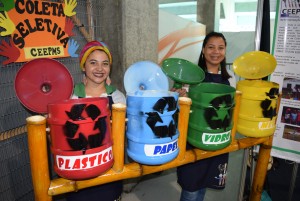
56,147 -> 113,170
144,139 -> 178,156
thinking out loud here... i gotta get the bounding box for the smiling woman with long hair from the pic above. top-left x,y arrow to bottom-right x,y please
177,31 -> 236,201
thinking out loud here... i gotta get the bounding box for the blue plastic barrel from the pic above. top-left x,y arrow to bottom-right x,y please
126,90 -> 179,165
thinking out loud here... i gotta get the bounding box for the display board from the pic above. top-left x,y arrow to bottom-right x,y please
270,0 -> 300,162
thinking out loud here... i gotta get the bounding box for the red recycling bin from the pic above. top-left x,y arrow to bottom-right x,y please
47,97 -> 113,180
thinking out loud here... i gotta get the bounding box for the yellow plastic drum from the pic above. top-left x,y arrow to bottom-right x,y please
237,80 -> 279,137
233,51 -> 279,137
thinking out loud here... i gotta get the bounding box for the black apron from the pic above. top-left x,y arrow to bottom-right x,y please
177,72 -> 230,191
66,95 -> 123,201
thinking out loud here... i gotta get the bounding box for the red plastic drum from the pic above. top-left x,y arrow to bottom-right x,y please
48,97 -> 113,180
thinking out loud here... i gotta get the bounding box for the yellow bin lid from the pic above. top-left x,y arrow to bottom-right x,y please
233,51 -> 277,79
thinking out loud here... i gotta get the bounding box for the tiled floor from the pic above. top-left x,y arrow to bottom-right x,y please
121,151 -> 247,201
121,158 -> 300,201
53,169 -> 181,201
53,157 -> 300,201
122,169 -> 181,201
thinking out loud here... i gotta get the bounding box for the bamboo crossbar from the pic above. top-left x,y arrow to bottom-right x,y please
26,94 -> 273,201
47,137 -> 270,196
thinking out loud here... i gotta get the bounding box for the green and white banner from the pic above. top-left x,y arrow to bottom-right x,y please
270,0 -> 300,162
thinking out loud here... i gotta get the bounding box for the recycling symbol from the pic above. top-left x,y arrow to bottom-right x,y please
63,103 -> 107,154
261,87 -> 279,119
145,96 -> 179,138
204,94 -> 234,130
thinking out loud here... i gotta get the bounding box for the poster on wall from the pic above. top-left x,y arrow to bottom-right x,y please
0,0 -> 79,65
158,10 -> 206,65
270,0 -> 300,162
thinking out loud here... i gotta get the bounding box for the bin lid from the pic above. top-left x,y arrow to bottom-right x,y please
162,58 -> 205,85
15,58 -> 73,114
124,61 -> 169,93
232,51 -> 277,79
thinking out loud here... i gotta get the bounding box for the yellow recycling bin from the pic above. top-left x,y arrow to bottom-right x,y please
233,51 -> 279,137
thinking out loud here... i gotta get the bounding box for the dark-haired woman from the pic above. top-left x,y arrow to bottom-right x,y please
177,32 -> 236,201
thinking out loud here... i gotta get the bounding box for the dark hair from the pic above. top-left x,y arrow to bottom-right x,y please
198,31 -> 231,80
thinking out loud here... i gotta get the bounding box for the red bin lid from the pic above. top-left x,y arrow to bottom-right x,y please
15,58 -> 73,114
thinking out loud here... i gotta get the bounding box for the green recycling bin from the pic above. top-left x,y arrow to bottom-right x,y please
188,83 -> 236,151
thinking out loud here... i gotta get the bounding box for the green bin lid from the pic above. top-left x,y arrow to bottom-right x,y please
161,58 -> 205,85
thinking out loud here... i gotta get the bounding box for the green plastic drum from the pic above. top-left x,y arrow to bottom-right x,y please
188,83 -> 236,151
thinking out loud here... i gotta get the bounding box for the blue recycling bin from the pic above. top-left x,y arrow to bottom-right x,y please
126,90 -> 179,165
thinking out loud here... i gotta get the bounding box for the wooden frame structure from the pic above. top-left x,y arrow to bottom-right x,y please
26,94 -> 273,201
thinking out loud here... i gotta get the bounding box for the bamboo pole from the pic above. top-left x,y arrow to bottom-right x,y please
71,15 -> 93,42
249,136 -> 273,201
177,97 -> 192,161
26,115 -> 52,201
111,103 -> 126,172
86,0 -> 95,40
249,93 -> 281,201
231,91 -> 242,140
